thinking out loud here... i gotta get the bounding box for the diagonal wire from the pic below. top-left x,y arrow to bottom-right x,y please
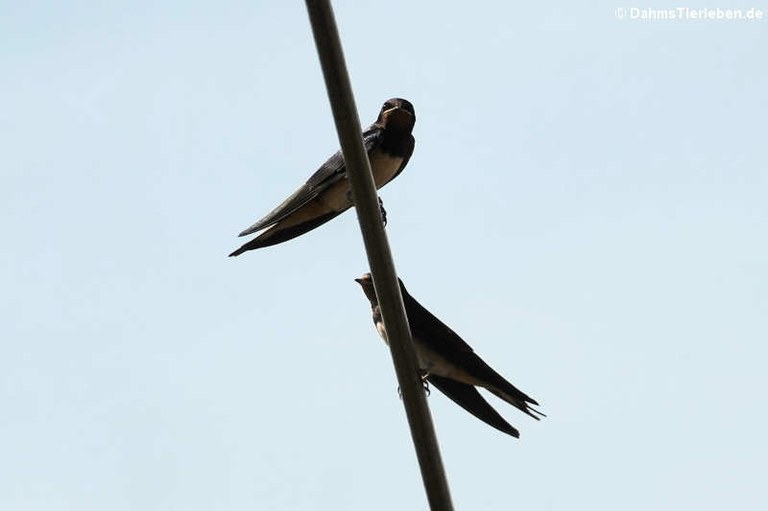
304,1 -> 454,510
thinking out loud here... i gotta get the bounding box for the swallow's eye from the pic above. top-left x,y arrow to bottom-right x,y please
383,101 -> 392,109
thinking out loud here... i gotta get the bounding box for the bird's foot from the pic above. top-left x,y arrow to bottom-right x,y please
396,373 -> 431,398
378,196 -> 388,226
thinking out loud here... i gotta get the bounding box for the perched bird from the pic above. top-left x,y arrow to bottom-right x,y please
355,273 -> 544,438
229,98 -> 416,256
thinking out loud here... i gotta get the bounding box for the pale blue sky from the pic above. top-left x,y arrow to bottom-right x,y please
2,1 -> 766,510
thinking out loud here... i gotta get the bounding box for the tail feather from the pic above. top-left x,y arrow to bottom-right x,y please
487,387 -> 546,420
229,211 -> 340,256
429,375 -> 520,438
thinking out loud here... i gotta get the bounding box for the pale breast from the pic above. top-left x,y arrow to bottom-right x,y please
312,152 -> 402,213
369,151 -> 404,189
315,177 -> 354,211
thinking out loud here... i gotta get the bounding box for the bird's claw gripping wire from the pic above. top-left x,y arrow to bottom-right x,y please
378,196 -> 387,226
398,372 -> 431,398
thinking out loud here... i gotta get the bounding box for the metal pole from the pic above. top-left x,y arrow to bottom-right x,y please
304,2 -> 454,510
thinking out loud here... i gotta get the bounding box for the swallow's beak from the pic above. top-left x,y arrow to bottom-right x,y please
355,273 -> 372,285
382,104 -> 399,115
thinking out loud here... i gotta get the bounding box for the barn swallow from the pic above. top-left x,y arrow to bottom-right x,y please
229,98 -> 416,256
355,273 -> 544,438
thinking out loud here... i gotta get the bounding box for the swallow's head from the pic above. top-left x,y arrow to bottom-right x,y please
354,272 -> 378,305
377,98 -> 415,132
